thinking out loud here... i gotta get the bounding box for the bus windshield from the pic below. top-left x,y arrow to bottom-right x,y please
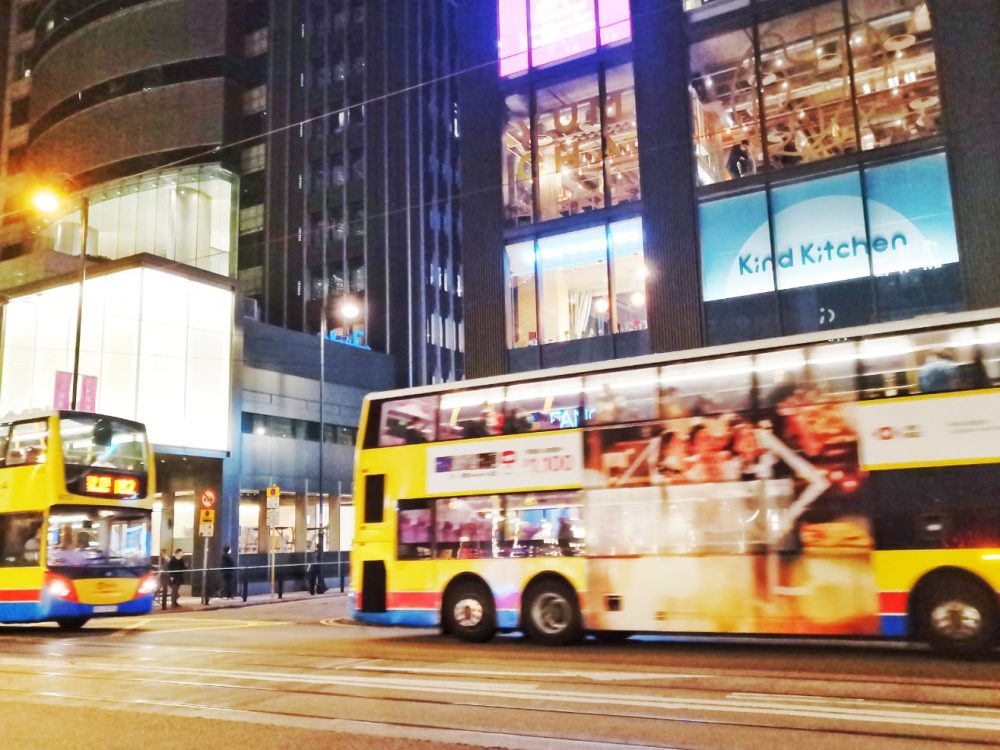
61,416 -> 147,472
46,505 -> 150,568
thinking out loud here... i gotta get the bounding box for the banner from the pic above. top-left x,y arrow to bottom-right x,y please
425,431 -> 583,494
857,390 -> 1000,470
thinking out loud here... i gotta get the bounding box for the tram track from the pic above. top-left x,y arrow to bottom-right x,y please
0,645 -> 998,749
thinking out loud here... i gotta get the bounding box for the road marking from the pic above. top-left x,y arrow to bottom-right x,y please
353,664 -> 706,682
106,616 -> 289,635
3,655 -> 1000,734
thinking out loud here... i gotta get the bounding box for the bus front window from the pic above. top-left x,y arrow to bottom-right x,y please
61,416 -> 147,472
46,506 -> 150,568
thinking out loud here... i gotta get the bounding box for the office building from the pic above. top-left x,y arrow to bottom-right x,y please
0,0 -> 460,582
457,0 -> 1000,377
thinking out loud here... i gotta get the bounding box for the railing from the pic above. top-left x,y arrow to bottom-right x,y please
155,557 -> 349,609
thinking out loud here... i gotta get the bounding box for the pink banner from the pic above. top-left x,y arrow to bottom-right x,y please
53,371 -> 97,411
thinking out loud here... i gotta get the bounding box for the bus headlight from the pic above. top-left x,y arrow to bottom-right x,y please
136,573 -> 159,596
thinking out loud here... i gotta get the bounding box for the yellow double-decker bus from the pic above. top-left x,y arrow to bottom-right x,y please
0,411 -> 158,630
351,310 -> 1000,656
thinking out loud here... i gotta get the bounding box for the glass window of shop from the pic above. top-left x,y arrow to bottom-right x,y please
33,166 -> 236,277
504,65 -> 642,228
699,154 -> 960,344
690,26 -> 762,185
535,72 -> 605,221
690,1 -> 941,185
506,217 -> 646,347
505,241 -> 538,347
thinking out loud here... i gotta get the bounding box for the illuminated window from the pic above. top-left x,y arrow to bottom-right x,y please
498,0 -> 632,77
849,0 -> 940,150
239,204 -> 265,234
506,66 -> 640,225
244,28 -> 269,57
690,27 -> 761,185
243,85 -> 267,115
536,72 -> 604,220
241,144 -> 266,173
506,218 -> 645,347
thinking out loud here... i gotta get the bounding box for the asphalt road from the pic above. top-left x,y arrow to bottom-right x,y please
1,595 -> 999,749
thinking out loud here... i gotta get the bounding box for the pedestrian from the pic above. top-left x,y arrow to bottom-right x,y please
726,139 -> 756,179
219,545 -> 236,599
157,548 -> 169,606
167,548 -> 186,607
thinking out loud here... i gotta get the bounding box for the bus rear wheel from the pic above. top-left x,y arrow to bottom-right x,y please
55,617 -> 89,631
523,580 -> 582,646
444,581 -> 496,643
918,576 -> 998,658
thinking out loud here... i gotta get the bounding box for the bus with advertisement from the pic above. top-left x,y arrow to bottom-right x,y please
350,309 -> 1000,656
0,411 -> 158,629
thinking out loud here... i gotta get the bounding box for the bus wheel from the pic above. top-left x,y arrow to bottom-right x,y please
523,580 -> 582,646
55,617 -> 90,631
919,577 -> 998,658
444,582 -> 496,643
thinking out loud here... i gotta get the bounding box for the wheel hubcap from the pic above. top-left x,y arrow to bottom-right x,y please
453,597 -> 484,629
930,600 -> 983,640
531,592 -> 571,635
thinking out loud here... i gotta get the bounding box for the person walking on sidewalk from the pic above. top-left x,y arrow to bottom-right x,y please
219,546 -> 236,599
167,548 -> 186,607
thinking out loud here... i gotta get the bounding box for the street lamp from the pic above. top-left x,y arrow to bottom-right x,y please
316,296 -> 360,590
31,183 -> 90,411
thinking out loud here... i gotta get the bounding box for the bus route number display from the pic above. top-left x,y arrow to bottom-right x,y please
83,473 -> 140,498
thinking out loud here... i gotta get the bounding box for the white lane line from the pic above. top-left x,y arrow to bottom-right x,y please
3,654 -> 1000,734
15,690 -> 680,750
353,665 -> 706,681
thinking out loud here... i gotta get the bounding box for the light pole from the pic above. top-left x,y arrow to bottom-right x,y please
32,185 -> 90,410
316,297 -> 360,590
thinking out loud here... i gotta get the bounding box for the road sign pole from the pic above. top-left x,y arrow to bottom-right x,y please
201,540 -> 210,605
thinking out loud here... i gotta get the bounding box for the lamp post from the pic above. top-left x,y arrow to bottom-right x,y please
32,185 -> 89,410
316,297 -> 360,590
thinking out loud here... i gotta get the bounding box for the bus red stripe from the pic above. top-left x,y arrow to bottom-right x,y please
387,591 -> 440,609
0,589 -> 40,603
879,591 -> 908,614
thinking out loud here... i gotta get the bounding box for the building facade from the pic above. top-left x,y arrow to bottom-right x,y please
0,0 -> 460,583
457,0 -> 1000,377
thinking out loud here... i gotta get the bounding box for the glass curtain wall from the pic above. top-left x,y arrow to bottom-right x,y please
33,165 -> 237,276
505,217 -> 647,347
503,63 -> 641,227
690,0 -> 941,185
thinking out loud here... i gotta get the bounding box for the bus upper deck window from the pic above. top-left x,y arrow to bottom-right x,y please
439,388 -> 505,440
584,369 -> 657,424
378,396 -> 437,446
505,378 -> 582,432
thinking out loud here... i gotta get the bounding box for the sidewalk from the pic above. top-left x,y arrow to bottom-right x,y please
151,588 -> 347,614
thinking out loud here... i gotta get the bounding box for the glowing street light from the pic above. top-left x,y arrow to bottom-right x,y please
31,188 -> 61,214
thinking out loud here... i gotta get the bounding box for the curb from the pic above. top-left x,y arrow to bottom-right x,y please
149,591 -> 347,614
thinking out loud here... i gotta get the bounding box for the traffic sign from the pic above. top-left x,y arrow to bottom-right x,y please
198,521 -> 214,538
266,508 -> 280,527
200,508 -> 215,524
266,485 -> 280,509
200,489 -> 217,510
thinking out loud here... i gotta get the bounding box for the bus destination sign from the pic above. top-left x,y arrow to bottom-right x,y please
74,472 -> 145,499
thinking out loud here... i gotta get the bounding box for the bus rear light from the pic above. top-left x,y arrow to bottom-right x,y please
44,572 -> 78,602
136,573 -> 159,597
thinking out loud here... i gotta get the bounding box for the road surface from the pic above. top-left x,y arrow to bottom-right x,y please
1,595 -> 999,749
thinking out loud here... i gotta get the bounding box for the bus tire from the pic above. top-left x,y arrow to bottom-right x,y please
55,617 -> 90,631
523,579 -> 582,646
444,581 -> 496,643
918,576 -> 998,658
